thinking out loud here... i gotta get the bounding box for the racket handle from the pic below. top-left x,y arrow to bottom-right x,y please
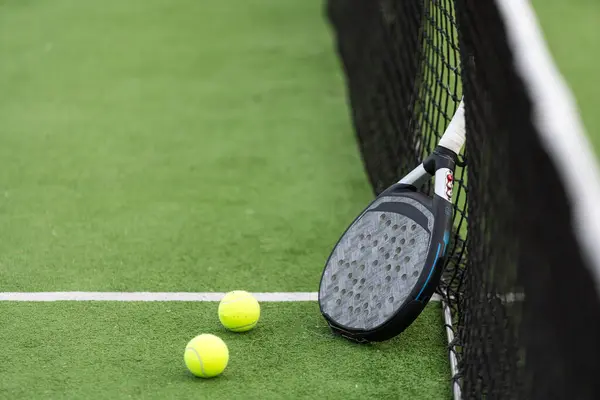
438,100 -> 466,155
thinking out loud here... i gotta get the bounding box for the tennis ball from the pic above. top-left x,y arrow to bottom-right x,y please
184,334 -> 229,378
218,290 -> 260,332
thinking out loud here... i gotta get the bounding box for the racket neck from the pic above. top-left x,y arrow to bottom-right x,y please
429,146 -> 458,203
398,145 -> 459,194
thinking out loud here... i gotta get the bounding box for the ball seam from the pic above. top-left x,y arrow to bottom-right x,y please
186,347 -> 207,377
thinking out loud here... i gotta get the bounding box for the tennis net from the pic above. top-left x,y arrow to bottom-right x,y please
325,0 -> 600,398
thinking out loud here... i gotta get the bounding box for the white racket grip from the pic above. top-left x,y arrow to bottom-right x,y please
438,100 -> 466,155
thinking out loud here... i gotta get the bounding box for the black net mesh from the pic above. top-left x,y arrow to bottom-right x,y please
326,0 -> 600,398
456,1 -> 600,399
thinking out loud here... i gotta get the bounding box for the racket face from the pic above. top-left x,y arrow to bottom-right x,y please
319,188 -> 436,337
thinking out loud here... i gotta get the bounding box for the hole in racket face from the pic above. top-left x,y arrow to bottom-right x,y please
319,195 -> 434,331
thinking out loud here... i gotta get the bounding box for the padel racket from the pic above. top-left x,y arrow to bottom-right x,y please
318,100 -> 466,343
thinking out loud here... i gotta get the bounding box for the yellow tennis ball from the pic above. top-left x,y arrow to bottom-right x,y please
184,334 -> 229,378
218,290 -> 261,332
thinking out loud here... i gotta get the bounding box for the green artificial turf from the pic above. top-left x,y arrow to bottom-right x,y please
0,0 -> 372,292
0,1 -> 451,398
0,302 -> 450,400
531,0 -> 600,149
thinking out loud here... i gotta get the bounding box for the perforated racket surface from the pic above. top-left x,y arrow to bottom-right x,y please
320,190 -> 435,322
318,101 -> 465,343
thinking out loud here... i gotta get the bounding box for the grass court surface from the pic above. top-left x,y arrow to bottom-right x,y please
0,0 -> 597,398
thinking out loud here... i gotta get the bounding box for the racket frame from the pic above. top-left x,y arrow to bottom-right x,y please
318,100 -> 465,342
319,146 -> 458,342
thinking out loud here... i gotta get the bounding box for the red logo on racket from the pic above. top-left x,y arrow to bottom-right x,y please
445,171 -> 454,199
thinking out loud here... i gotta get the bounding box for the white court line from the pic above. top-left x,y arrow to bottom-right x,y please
0,292 -> 443,302
0,292 -> 317,302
